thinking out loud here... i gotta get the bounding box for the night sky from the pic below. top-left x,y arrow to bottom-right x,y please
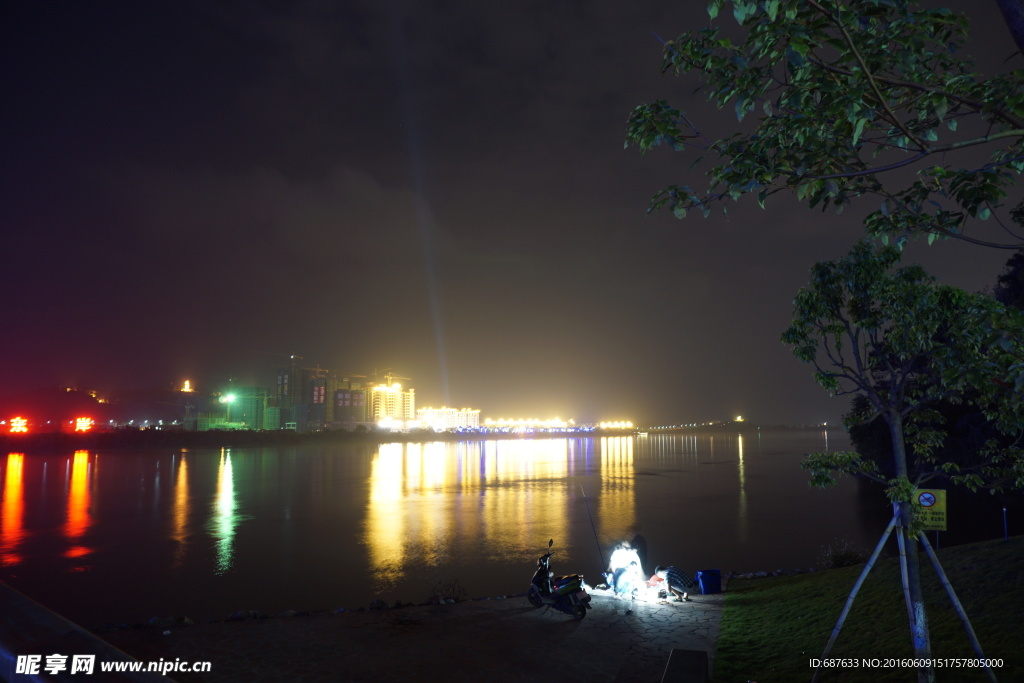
2,1 -> 1019,425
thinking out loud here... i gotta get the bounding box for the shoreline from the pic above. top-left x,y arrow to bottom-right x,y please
0,424 -> 839,454
89,569 -> 772,636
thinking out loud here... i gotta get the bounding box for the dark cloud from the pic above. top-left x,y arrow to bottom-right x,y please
1,0 -> 1018,423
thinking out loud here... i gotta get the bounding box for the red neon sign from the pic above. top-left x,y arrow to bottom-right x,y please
9,417 -> 28,434
74,417 -> 94,433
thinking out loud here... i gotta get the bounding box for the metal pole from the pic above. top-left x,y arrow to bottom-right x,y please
812,512 -> 900,683
580,486 -> 605,568
1004,507 -> 1009,541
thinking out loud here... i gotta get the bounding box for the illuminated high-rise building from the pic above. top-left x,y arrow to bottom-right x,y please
369,383 -> 415,422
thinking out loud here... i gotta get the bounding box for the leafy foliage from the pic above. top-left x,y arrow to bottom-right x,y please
782,241 -> 1024,507
626,0 -> 1024,248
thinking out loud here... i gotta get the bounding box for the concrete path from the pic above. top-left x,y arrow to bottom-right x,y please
98,589 -> 726,683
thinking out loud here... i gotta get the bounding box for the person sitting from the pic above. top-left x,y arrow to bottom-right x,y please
612,560 -> 645,599
654,565 -> 697,602
606,541 -> 644,598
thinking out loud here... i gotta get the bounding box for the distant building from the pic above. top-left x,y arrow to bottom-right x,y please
416,407 -> 480,431
308,370 -> 327,429
263,400 -> 281,431
332,375 -> 367,425
369,383 -> 415,422
232,387 -> 268,430
276,359 -> 330,432
194,413 -> 228,431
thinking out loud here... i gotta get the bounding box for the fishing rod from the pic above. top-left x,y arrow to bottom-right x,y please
580,485 -> 605,568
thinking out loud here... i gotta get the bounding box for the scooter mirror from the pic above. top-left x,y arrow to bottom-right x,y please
548,539 -> 553,548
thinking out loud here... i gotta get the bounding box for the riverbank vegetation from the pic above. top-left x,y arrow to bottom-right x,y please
715,536 -> 1024,682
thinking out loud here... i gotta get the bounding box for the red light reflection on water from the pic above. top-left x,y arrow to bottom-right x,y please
64,450 -> 93,561
1,453 -> 25,566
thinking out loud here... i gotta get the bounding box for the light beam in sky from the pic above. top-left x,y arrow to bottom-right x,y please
391,2 -> 450,405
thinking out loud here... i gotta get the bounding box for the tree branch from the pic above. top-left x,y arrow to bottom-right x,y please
806,57 -> 1024,130
806,0 -> 928,150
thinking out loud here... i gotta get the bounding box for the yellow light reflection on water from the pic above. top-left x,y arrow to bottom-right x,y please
210,448 -> 237,575
65,450 -> 92,559
366,443 -> 406,580
475,440 -> 571,554
363,439 -> 577,591
1,453 -> 25,566
405,442 -> 451,566
172,454 -> 190,569
598,437 -> 635,538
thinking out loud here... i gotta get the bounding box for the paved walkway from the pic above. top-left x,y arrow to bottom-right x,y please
99,588 -> 726,683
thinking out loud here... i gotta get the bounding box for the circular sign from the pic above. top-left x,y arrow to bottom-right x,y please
918,492 -> 936,507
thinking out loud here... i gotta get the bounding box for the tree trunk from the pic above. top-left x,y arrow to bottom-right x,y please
995,0 -> 1024,56
887,410 -> 935,683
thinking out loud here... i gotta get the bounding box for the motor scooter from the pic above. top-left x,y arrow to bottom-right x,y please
526,539 -> 592,619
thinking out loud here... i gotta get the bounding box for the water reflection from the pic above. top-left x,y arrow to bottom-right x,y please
171,454 -> 190,569
407,442 -> 451,566
364,439 -> 586,591
475,439 -> 571,555
65,450 -> 92,560
737,434 -> 747,543
366,443 -> 406,581
209,448 -> 238,575
1,453 -> 25,566
598,437 -> 635,535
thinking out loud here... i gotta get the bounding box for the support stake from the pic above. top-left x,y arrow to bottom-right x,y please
811,512 -> 899,683
918,533 -> 997,683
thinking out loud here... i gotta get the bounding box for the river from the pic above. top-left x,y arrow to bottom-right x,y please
1,428 -> 892,627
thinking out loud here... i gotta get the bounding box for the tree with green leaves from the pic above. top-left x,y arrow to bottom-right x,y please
626,1 -> 1024,678
626,0 -> 1024,249
782,241 -> 1024,681
845,247 -> 1024,485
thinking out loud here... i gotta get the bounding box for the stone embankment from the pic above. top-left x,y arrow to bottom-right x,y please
726,567 -> 819,580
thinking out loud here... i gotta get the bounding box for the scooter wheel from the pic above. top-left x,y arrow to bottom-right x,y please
572,599 -> 587,620
527,587 -> 543,608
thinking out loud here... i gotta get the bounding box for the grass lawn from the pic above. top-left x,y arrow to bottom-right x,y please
714,536 -> 1024,682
